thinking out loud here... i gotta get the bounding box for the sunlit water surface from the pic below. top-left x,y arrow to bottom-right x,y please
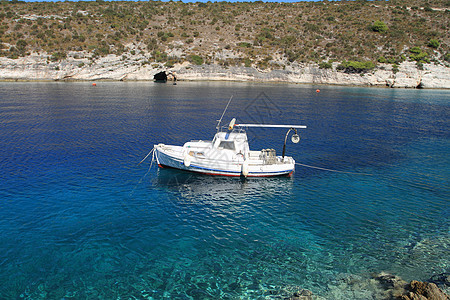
0,82 -> 448,299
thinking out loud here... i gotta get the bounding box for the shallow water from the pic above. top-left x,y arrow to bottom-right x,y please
0,82 -> 448,299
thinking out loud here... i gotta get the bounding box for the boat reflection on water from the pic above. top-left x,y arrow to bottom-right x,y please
153,167 -> 294,205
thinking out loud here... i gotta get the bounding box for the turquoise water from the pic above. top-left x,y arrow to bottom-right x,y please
0,82 -> 448,299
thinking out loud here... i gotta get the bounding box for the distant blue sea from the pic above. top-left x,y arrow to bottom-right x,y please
0,82 -> 448,299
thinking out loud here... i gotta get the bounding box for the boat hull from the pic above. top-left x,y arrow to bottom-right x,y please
154,145 -> 294,177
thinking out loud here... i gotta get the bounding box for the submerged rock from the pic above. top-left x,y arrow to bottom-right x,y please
401,280 -> 449,300
371,273 -> 449,300
318,272 -> 449,300
374,272 -> 409,299
289,288 -> 324,300
429,273 -> 450,290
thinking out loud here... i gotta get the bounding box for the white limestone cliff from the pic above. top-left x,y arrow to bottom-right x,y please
0,52 -> 449,89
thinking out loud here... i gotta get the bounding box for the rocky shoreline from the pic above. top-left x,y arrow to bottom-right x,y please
289,272 -> 450,300
0,52 -> 449,89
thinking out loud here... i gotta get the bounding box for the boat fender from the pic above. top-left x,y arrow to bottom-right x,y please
241,160 -> 249,177
228,118 -> 236,130
183,154 -> 191,167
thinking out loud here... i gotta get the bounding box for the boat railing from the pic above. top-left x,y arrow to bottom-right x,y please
187,140 -> 211,143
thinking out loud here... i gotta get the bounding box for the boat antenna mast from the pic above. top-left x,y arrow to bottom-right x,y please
216,95 -> 233,132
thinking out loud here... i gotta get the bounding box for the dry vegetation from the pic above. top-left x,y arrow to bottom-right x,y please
0,0 -> 449,71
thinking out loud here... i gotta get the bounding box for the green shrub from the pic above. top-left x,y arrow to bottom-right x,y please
95,43 -> 110,57
444,53 -> 450,63
427,39 -> 440,49
153,50 -> 167,63
319,61 -> 332,69
409,46 -> 421,54
370,20 -> 388,33
157,31 -> 172,41
147,38 -> 158,51
50,51 -> 67,62
238,42 -> 252,48
392,64 -> 399,74
8,46 -> 19,59
377,56 -> 386,63
285,50 -> 300,62
257,28 -> 274,41
409,47 -> 430,63
416,61 -> 424,70
337,60 -> 375,73
16,39 -> 27,51
189,54 -> 203,65
304,22 -> 320,33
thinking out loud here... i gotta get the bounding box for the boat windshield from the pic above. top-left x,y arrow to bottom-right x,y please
218,141 -> 235,150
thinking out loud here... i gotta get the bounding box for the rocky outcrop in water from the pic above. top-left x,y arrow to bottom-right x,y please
401,280 -> 450,300
375,273 -> 410,299
289,289 -> 324,300
288,272 -> 450,300
0,52 -> 449,89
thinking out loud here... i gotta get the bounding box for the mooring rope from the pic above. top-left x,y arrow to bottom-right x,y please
138,147 -> 155,166
130,149 -> 156,196
144,149 -> 156,176
295,162 -> 372,176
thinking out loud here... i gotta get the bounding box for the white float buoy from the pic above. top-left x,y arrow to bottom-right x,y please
241,160 -> 249,177
228,118 -> 236,130
183,154 -> 191,167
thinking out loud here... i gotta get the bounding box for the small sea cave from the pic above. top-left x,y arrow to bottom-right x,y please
153,71 -> 167,82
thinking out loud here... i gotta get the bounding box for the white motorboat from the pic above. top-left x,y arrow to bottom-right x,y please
154,117 -> 306,178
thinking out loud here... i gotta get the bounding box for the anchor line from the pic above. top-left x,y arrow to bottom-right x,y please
130,149 -> 156,196
295,162 -> 444,192
143,150 -> 156,178
295,162 -> 372,176
137,148 -> 156,183
138,147 -> 155,166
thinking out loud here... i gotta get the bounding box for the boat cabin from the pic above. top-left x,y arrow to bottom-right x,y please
212,132 -> 249,152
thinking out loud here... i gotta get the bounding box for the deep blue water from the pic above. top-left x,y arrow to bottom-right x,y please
0,82 -> 448,299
